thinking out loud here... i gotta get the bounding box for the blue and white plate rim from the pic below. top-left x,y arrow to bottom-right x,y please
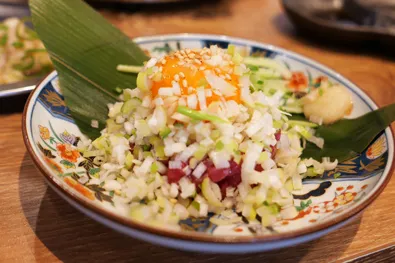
23,33 -> 395,245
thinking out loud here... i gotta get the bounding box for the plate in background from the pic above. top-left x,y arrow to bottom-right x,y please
281,0 -> 395,49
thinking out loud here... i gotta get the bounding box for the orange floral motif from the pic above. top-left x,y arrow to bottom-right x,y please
44,157 -> 63,174
333,192 -> 357,206
234,228 -> 243,232
313,201 -> 338,214
64,177 -> 95,200
284,184 -> 368,224
56,143 -> 80,163
291,207 -> 313,220
39,125 -> 50,140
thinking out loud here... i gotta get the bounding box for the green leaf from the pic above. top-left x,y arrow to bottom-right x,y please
12,55 -> 34,71
302,103 -> 395,162
60,159 -> 75,169
0,35 -> 7,46
89,167 -> 100,175
30,0 -> 149,139
296,199 -> 312,211
12,41 -> 24,48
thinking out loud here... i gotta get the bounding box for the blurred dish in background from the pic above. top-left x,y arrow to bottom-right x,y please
281,0 -> 395,50
86,0 -> 191,3
0,18 -> 53,85
0,0 -> 191,4
0,17 -> 53,97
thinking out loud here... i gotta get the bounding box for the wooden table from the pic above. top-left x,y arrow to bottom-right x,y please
1,0 -> 395,262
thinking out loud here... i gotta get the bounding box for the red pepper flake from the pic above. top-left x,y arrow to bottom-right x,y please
314,76 -> 328,86
288,72 -> 308,92
270,145 -> 277,158
274,130 -> 281,141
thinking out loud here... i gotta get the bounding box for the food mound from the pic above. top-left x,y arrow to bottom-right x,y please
77,45 -> 352,230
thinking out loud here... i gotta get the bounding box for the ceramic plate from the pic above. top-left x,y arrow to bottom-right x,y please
22,34 -> 394,253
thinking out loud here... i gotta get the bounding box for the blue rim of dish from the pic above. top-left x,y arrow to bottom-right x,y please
22,34 -> 395,244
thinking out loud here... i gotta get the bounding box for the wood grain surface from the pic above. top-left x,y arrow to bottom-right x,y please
1,0 -> 395,262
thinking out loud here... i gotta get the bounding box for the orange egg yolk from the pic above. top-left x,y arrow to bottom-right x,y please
150,50 -> 241,108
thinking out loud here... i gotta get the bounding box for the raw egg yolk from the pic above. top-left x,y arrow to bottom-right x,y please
150,50 -> 241,107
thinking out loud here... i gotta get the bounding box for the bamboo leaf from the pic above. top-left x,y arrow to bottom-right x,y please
302,103 -> 395,162
29,0 -> 394,164
30,0 -> 149,139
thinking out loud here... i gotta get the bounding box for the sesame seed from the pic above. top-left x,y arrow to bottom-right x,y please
176,54 -> 183,60
219,75 -> 225,79
180,50 -> 186,55
179,72 -> 185,78
203,55 -> 210,60
161,59 -> 166,65
188,87 -> 194,93
228,69 -> 233,74
199,66 -> 206,71
225,73 -> 231,80
191,65 -> 197,72
185,58 -> 192,64
194,59 -> 202,65
178,61 -> 185,66
174,74 -> 180,81
186,49 -> 191,54
215,68 -> 221,73
182,79 -> 188,87
188,53 -> 196,58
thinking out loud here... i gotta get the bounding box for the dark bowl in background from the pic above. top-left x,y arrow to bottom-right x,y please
281,0 -> 395,50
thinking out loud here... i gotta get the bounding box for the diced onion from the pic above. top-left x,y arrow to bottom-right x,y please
192,162 -> 207,178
